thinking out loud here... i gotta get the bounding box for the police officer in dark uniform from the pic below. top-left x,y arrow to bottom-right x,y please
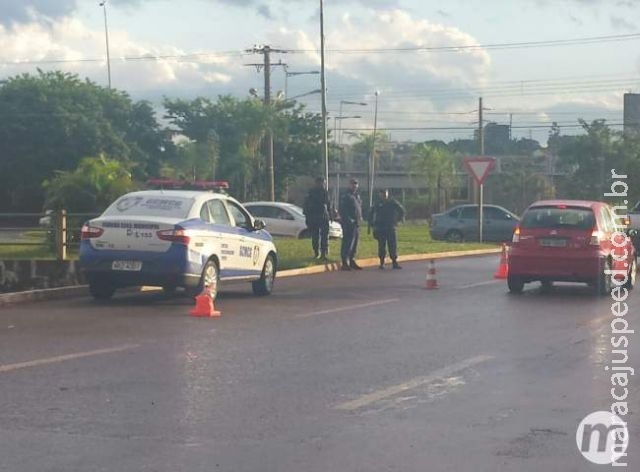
303,176 -> 331,260
339,178 -> 363,271
369,189 -> 405,269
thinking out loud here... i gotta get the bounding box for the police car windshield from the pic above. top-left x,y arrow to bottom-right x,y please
104,195 -> 193,219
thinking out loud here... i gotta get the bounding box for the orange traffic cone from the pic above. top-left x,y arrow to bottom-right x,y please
494,244 -> 509,279
425,259 -> 439,289
190,285 -> 221,317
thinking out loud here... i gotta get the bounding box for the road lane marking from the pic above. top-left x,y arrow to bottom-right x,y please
296,299 -> 400,319
0,344 -> 140,373
456,280 -> 501,289
335,354 -> 493,411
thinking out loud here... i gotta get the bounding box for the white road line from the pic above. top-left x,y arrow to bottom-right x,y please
296,298 -> 400,319
0,344 -> 140,374
335,354 -> 493,411
456,280 -> 501,289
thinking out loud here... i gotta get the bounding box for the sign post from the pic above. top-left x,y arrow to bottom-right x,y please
463,157 -> 496,243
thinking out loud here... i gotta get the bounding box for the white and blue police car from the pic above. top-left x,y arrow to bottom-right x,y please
79,188 -> 277,301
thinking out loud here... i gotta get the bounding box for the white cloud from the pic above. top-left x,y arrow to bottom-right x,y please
0,17 -> 245,95
267,9 -> 490,109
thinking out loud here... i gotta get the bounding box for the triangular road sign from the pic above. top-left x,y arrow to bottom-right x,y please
463,157 -> 496,185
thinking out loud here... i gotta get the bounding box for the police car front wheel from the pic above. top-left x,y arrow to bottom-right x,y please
253,253 -> 276,296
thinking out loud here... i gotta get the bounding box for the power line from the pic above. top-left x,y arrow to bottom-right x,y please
340,122 -> 625,132
2,33 -> 639,66
293,33 -> 640,54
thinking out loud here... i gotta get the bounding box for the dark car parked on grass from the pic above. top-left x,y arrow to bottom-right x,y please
429,204 -> 520,243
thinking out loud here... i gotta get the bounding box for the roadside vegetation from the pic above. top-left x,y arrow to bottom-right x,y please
0,223 -> 492,269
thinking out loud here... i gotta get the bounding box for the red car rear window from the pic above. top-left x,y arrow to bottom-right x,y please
521,206 -> 595,230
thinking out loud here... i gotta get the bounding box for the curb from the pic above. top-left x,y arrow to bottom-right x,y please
0,248 -> 501,306
0,285 -> 90,308
277,247 -> 501,277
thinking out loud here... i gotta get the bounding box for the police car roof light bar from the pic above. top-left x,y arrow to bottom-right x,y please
147,179 -> 230,192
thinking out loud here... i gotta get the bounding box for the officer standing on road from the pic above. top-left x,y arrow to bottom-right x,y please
369,189 -> 405,269
303,176 -> 331,260
339,178 -> 363,271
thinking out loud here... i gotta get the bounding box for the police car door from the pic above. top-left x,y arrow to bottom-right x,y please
225,200 -> 263,275
201,199 -> 239,273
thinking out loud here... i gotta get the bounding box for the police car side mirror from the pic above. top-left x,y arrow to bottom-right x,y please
253,219 -> 266,231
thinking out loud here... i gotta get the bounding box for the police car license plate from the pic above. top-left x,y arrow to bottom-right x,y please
112,260 -> 142,271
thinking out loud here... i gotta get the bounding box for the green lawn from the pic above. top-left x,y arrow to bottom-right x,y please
0,224 -> 494,269
274,223 -> 493,270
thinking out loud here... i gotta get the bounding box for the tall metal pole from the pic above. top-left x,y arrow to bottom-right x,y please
369,91 -> 379,209
319,0 -> 329,187
263,46 -> 275,201
478,97 -> 484,242
337,100 -> 367,202
99,1 -> 111,89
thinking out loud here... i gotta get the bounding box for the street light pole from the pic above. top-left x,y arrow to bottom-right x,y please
337,100 -> 367,201
319,0 -> 329,187
99,1 -> 111,89
333,115 -> 362,204
369,91 -> 380,208
284,68 -> 319,99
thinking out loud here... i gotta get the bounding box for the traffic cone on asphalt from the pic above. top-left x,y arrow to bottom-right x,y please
189,285 -> 221,317
493,244 -> 509,279
425,259 -> 439,289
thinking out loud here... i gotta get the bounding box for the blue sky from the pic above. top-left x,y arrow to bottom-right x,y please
1,0 -> 639,144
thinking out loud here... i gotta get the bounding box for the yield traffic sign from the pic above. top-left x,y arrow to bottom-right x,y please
463,156 -> 496,185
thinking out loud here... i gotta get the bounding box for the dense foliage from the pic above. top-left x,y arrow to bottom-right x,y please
1,70 -> 639,215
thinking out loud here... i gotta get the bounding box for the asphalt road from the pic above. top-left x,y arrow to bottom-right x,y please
1,255 -> 638,472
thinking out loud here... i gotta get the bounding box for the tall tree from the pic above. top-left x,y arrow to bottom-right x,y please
43,156 -> 135,213
0,71 -> 170,211
410,143 -> 457,213
555,119 -> 620,199
164,95 -> 324,201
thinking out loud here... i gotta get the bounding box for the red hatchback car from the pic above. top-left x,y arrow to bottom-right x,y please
508,200 -> 637,294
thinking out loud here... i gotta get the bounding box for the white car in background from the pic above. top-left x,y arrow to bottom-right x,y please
79,190 -> 277,301
244,202 -> 343,239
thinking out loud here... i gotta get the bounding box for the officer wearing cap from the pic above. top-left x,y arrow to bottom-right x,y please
369,188 -> 405,269
338,178 -> 363,270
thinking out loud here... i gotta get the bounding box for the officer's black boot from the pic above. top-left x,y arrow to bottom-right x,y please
392,259 -> 402,269
379,258 -> 385,270
349,260 -> 363,270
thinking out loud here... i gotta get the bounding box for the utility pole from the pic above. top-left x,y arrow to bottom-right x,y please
245,45 -> 288,201
319,0 -> 329,189
479,97 -> 484,155
477,97 -> 484,240
369,91 -> 380,209
99,1 -> 111,89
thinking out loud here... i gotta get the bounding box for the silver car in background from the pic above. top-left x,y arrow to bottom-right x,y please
244,201 -> 343,239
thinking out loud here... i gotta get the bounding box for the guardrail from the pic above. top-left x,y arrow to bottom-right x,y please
0,211 -> 99,260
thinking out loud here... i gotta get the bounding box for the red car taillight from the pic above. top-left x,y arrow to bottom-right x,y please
81,225 -> 104,240
589,228 -> 603,246
512,226 -> 520,243
156,229 -> 190,245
